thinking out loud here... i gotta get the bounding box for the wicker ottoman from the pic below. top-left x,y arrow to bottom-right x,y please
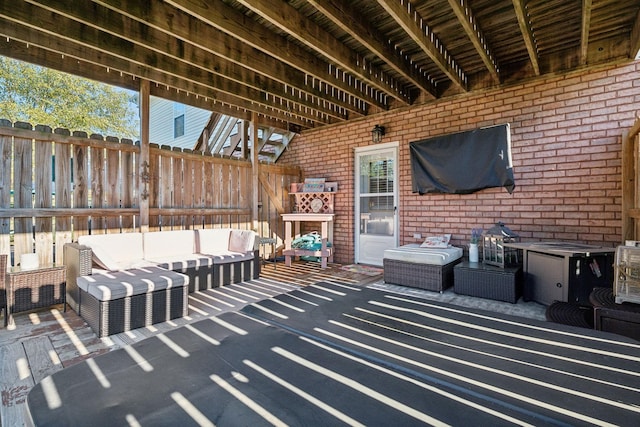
76,267 -> 189,337
383,244 -> 463,292
454,261 -> 522,303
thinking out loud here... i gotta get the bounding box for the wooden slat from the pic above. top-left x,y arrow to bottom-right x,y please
90,143 -> 105,234
120,141 -> 135,232
13,129 -> 33,266
72,139 -> 90,240
205,161 -> 215,228
34,133 -> 54,266
192,157 -> 204,228
54,138 -> 72,265
105,141 -> 121,233
221,163 -> 231,227
0,127 -> 11,258
159,148 -> 173,229
182,154 -> 194,229
173,153 -> 185,230
148,147 -> 160,231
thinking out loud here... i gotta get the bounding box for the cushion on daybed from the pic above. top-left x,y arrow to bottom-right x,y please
383,243 -> 463,265
78,233 -> 146,271
76,266 -> 189,301
144,230 -> 196,259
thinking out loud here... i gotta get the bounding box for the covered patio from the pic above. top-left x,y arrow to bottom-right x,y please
2,1 -> 640,425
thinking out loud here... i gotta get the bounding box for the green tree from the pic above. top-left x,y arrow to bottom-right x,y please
0,57 -> 139,139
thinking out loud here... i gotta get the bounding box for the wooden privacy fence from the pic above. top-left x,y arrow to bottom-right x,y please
622,117 -> 640,242
0,120 -> 301,267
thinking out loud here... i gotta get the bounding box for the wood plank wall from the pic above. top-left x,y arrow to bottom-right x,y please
0,121 -> 301,267
622,117 -> 640,241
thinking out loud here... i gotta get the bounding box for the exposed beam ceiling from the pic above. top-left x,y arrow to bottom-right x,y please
0,0 -> 637,133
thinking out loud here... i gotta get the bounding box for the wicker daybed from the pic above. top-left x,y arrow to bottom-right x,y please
383,244 -> 463,292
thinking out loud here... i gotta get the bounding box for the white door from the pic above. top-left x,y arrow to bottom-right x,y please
355,142 -> 399,266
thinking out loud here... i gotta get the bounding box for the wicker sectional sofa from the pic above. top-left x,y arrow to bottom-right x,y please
64,229 -> 260,337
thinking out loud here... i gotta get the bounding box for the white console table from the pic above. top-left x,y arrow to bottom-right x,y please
282,213 -> 334,268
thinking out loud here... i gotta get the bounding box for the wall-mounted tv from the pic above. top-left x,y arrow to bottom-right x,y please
410,123 -> 515,194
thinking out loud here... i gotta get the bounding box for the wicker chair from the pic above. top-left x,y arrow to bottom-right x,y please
1,254 -> 7,326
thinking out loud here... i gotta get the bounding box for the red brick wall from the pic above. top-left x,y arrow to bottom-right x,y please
279,61 -> 640,264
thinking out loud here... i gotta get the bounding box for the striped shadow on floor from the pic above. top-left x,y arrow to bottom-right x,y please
27,282 -> 640,426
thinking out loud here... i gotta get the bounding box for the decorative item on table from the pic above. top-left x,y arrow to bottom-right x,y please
292,231 -> 332,262
469,228 -> 482,263
613,245 -> 640,304
420,234 -> 451,248
302,178 -> 326,192
482,222 -> 520,268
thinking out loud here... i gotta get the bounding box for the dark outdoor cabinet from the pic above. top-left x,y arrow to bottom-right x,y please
506,242 -> 615,306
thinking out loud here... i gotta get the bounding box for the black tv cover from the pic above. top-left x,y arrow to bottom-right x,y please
410,124 -> 515,194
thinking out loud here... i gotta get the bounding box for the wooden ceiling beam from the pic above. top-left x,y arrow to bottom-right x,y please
580,0 -> 593,65
0,3 -> 323,128
92,0 -> 366,119
233,0 -> 411,105
28,0 -> 345,123
447,0 -> 500,84
630,7 -> 640,60
306,0 -> 437,100
0,22 -> 314,130
376,0 -> 467,92
166,0 -> 387,111
512,0 -> 541,75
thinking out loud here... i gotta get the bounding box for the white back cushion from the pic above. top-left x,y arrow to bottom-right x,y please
144,230 -> 196,259
78,233 -> 144,271
196,228 -> 232,254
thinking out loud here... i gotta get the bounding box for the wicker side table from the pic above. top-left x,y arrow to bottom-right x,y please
454,261 -> 522,303
5,265 -> 66,326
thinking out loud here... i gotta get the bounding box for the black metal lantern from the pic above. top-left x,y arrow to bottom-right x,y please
482,222 -> 520,267
371,124 -> 385,143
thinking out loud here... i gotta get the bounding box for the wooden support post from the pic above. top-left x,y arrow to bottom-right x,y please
139,80 -> 150,232
251,112 -> 259,231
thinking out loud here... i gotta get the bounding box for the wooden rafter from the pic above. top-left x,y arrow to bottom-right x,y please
306,0 -> 437,100
0,11 -> 317,129
376,0 -> 467,92
512,0 -> 541,76
630,7 -> 640,60
93,0 -> 366,119
26,0 -> 340,125
235,0 -> 412,105
194,113 -> 222,153
447,0 -> 500,84
0,0 -> 637,132
166,0 -> 387,111
580,0 -> 593,65
0,34 -> 284,130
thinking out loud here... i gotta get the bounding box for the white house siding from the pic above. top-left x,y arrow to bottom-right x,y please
149,96 -> 212,149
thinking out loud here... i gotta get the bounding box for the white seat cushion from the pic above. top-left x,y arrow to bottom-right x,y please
383,244 -> 463,265
78,233 -> 144,271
